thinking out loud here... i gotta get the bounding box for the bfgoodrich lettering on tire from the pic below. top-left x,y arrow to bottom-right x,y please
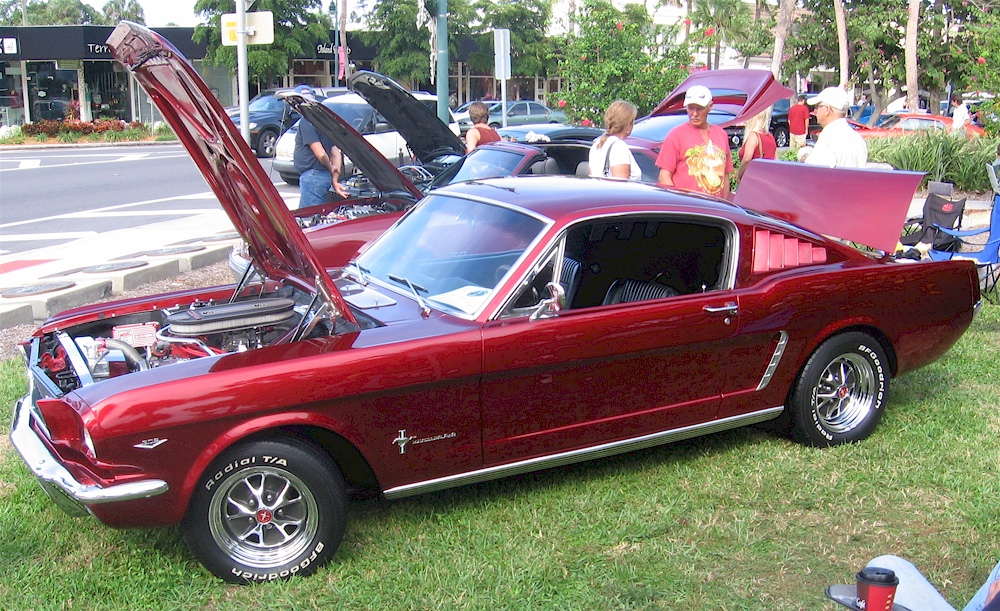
788,332 -> 889,447
182,438 -> 347,583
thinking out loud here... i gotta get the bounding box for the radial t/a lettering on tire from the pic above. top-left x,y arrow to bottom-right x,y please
788,332 -> 889,447
182,438 -> 347,583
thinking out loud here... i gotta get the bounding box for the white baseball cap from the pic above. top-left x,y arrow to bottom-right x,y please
683,85 -> 713,107
807,87 -> 850,111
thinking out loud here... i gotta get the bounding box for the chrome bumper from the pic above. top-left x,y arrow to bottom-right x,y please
10,395 -> 169,518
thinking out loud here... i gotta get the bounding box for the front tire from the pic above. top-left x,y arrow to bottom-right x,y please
788,332 -> 889,447
182,438 -> 347,583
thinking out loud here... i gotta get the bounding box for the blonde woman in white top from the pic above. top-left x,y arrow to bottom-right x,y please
589,100 -> 641,180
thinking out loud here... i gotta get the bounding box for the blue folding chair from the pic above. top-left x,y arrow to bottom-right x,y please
928,171 -> 1000,301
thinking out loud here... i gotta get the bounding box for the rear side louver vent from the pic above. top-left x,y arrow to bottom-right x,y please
753,230 -> 827,273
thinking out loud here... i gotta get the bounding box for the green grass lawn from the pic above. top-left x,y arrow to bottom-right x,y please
1,306 -> 997,610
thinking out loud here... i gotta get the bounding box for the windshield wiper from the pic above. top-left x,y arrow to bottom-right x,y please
345,261 -> 369,285
388,274 -> 431,318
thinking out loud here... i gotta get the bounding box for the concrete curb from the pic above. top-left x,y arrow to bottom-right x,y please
0,139 -> 178,152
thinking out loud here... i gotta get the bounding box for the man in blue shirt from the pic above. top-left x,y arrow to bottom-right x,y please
292,86 -> 349,208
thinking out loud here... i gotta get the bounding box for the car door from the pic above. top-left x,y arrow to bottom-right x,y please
507,102 -> 529,126
528,102 -> 550,122
479,215 -> 745,465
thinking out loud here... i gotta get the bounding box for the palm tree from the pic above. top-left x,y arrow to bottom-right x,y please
833,0 -> 848,88
904,0 -> 919,112
102,0 -> 144,25
770,0 -> 796,79
691,0 -> 750,70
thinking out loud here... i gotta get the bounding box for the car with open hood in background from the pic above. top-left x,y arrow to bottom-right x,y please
269,79 -> 460,185
10,22 -> 982,586
628,69 -> 794,151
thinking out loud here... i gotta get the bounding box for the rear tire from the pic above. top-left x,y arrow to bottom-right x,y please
182,438 -> 347,583
255,129 -> 278,157
773,126 -> 789,148
788,332 -> 889,447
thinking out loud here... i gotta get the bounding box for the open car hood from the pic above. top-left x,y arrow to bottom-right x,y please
649,69 -> 794,127
281,92 -> 424,200
348,70 -> 466,161
736,160 -> 924,252
106,22 -> 357,328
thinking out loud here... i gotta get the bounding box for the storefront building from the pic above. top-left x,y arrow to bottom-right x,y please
0,25 -> 218,126
0,24 -> 558,127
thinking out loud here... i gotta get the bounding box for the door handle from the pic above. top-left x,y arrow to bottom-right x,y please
703,303 -> 738,314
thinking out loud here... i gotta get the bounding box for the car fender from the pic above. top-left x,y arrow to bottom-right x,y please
177,410 -> 373,513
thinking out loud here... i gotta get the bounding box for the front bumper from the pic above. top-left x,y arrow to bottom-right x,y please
10,395 -> 169,518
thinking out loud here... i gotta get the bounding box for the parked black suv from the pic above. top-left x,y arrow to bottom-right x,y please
226,87 -> 348,157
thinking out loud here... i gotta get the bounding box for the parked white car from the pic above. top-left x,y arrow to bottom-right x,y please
272,92 -> 458,184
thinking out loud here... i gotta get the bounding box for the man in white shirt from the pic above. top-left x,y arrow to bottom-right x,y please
950,97 -> 970,134
797,86 -> 868,168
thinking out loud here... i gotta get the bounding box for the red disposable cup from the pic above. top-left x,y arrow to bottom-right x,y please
856,567 -> 899,610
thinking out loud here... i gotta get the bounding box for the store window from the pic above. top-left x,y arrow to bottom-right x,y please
0,61 -> 26,126
85,61 -> 130,121
291,59 -> 329,87
26,61 -> 78,122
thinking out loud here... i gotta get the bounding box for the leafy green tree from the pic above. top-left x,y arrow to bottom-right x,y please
474,0 -> 556,77
966,4 -> 1000,134
102,0 -> 144,24
783,0 -> 984,122
359,0 -> 475,88
193,0 -> 332,87
1,0 -> 105,25
558,0 -> 689,124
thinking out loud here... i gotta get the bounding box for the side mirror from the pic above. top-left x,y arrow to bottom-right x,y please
529,282 -> 565,321
375,121 -> 393,133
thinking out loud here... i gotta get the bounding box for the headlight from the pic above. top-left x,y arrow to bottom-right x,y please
248,122 -> 258,130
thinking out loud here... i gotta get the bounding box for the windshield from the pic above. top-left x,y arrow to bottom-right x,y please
324,100 -> 375,131
248,95 -> 284,113
430,148 -> 526,188
354,195 -> 547,316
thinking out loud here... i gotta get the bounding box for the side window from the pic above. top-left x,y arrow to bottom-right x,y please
528,102 -> 546,115
509,103 -> 526,117
561,217 -> 732,309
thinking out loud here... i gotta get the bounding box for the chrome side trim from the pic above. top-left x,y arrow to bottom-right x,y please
756,330 -> 789,391
383,406 -> 784,500
10,396 -> 169,518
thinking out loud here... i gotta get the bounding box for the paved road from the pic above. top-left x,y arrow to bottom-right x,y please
0,143 -> 296,256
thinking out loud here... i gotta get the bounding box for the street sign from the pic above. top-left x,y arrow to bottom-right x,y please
494,28 -> 510,80
221,11 -> 275,46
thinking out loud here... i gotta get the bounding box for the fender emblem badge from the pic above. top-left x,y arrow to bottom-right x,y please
393,430 -> 414,454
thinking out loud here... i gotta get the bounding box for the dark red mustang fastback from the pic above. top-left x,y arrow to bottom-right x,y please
10,23 -> 981,583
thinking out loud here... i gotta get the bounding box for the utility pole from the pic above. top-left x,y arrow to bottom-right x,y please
435,0 -> 448,124
237,0 -> 252,144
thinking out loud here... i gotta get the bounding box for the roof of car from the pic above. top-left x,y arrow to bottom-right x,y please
431,175 -> 740,224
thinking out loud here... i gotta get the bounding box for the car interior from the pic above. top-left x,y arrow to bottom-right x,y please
503,215 -> 733,317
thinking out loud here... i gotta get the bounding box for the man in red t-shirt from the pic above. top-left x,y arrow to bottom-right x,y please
656,85 -> 734,197
787,94 -> 811,150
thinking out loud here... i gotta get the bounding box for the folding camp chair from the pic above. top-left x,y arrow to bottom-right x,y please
928,188 -> 1000,303
899,181 -> 966,252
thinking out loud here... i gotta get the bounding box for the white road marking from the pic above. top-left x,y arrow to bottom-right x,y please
0,232 -> 98,242
0,152 -> 190,172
